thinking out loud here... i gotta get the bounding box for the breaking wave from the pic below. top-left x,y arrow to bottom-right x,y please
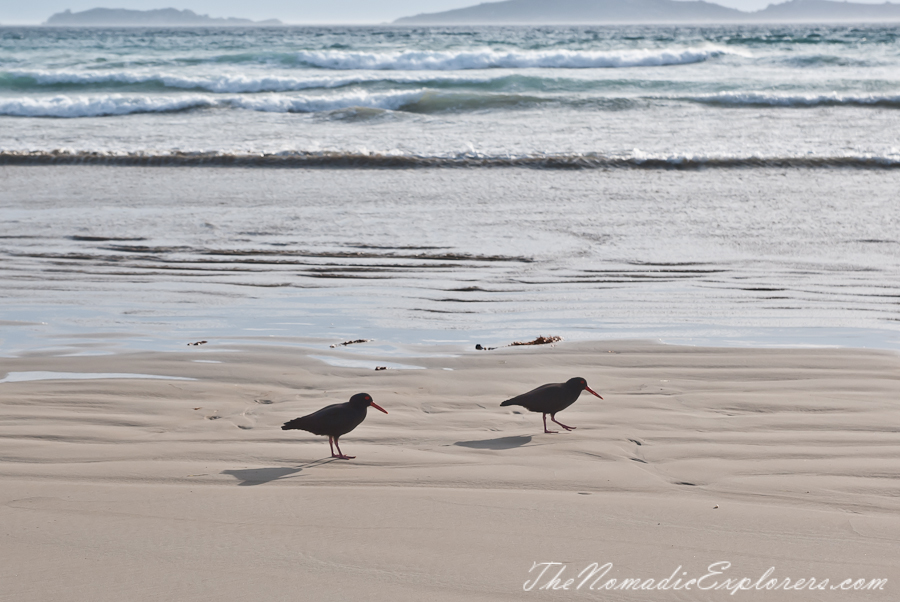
2,150 -> 898,169
0,94 -> 214,117
286,46 -> 730,70
4,87 -> 899,118
0,69 -> 502,93
689,91 -> 900,108
0,90 -> 431,117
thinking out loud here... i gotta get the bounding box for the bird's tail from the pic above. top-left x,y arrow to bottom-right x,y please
281,417 -> 310,430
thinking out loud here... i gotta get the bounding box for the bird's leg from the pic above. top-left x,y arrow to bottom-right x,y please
333,437 -> 355,460
328,436 -> 337,457
550,413 -> 576,431
542,413 -> 558,434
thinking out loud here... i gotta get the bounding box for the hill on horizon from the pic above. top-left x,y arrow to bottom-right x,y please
395,0 -> 900,24
44,8 -> 282,26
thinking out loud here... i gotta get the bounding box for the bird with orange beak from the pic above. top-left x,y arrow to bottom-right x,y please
500,377 -> 603,434
282,393 -> 387,459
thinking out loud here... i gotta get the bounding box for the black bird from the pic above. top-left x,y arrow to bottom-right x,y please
282,393 -> 387,459
500,377 -> 603,434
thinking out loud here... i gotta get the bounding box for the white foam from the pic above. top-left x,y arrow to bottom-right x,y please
2,148 -> 899,167
0,94 -> 215,117
0,89 -> 426,117
690,91 -> 900,107
7,68 -> 501,93
291,47 -> 729,70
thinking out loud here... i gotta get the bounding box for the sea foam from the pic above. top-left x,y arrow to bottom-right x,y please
0,90 -> 428,117
688,91 -> 900,108
290,46 -> 729,70
3,149 -> 899,169
0,94 -> 217,117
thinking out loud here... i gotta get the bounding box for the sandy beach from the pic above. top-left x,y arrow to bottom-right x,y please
2,339 -> 897,601
5,19 -> 900,602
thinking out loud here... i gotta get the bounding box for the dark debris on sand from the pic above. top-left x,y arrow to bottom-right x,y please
330,339 -> 372,348
510,335 -> 562,346
476,335 -> 561,351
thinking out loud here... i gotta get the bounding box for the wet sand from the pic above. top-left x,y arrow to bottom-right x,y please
4,165 -> 900,354
1,339 -> 898,600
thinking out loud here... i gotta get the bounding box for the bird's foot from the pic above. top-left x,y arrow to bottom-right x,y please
551,417 -> 576,431
543,429 -> 559,434
332,453 -> 356,460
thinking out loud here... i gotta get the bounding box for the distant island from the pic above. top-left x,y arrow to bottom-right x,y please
395,0 -> 900,24
44,8 -> 282,26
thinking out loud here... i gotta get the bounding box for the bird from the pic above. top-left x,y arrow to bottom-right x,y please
281,393 -> 387,459
500,377 -> 602,434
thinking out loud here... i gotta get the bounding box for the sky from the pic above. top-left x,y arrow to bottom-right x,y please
0,0 -> 892,25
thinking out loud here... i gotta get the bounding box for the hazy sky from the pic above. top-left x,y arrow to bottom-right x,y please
0,0 -> 891,25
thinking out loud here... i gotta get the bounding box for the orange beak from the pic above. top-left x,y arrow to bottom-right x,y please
370,401 -> 388,414
585,386 -> 603,400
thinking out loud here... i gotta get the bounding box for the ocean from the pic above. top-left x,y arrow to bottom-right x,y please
1,24 -> 899,355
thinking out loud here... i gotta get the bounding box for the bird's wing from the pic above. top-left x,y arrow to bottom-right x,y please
282,402 -> 348,433
500,383 -> 561,409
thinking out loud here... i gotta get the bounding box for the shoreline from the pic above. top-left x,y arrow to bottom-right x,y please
4,317 -> 900,359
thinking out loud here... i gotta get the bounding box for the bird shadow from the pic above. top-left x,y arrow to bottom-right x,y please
454,435 -> 532,450
221,458 -> 335,486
